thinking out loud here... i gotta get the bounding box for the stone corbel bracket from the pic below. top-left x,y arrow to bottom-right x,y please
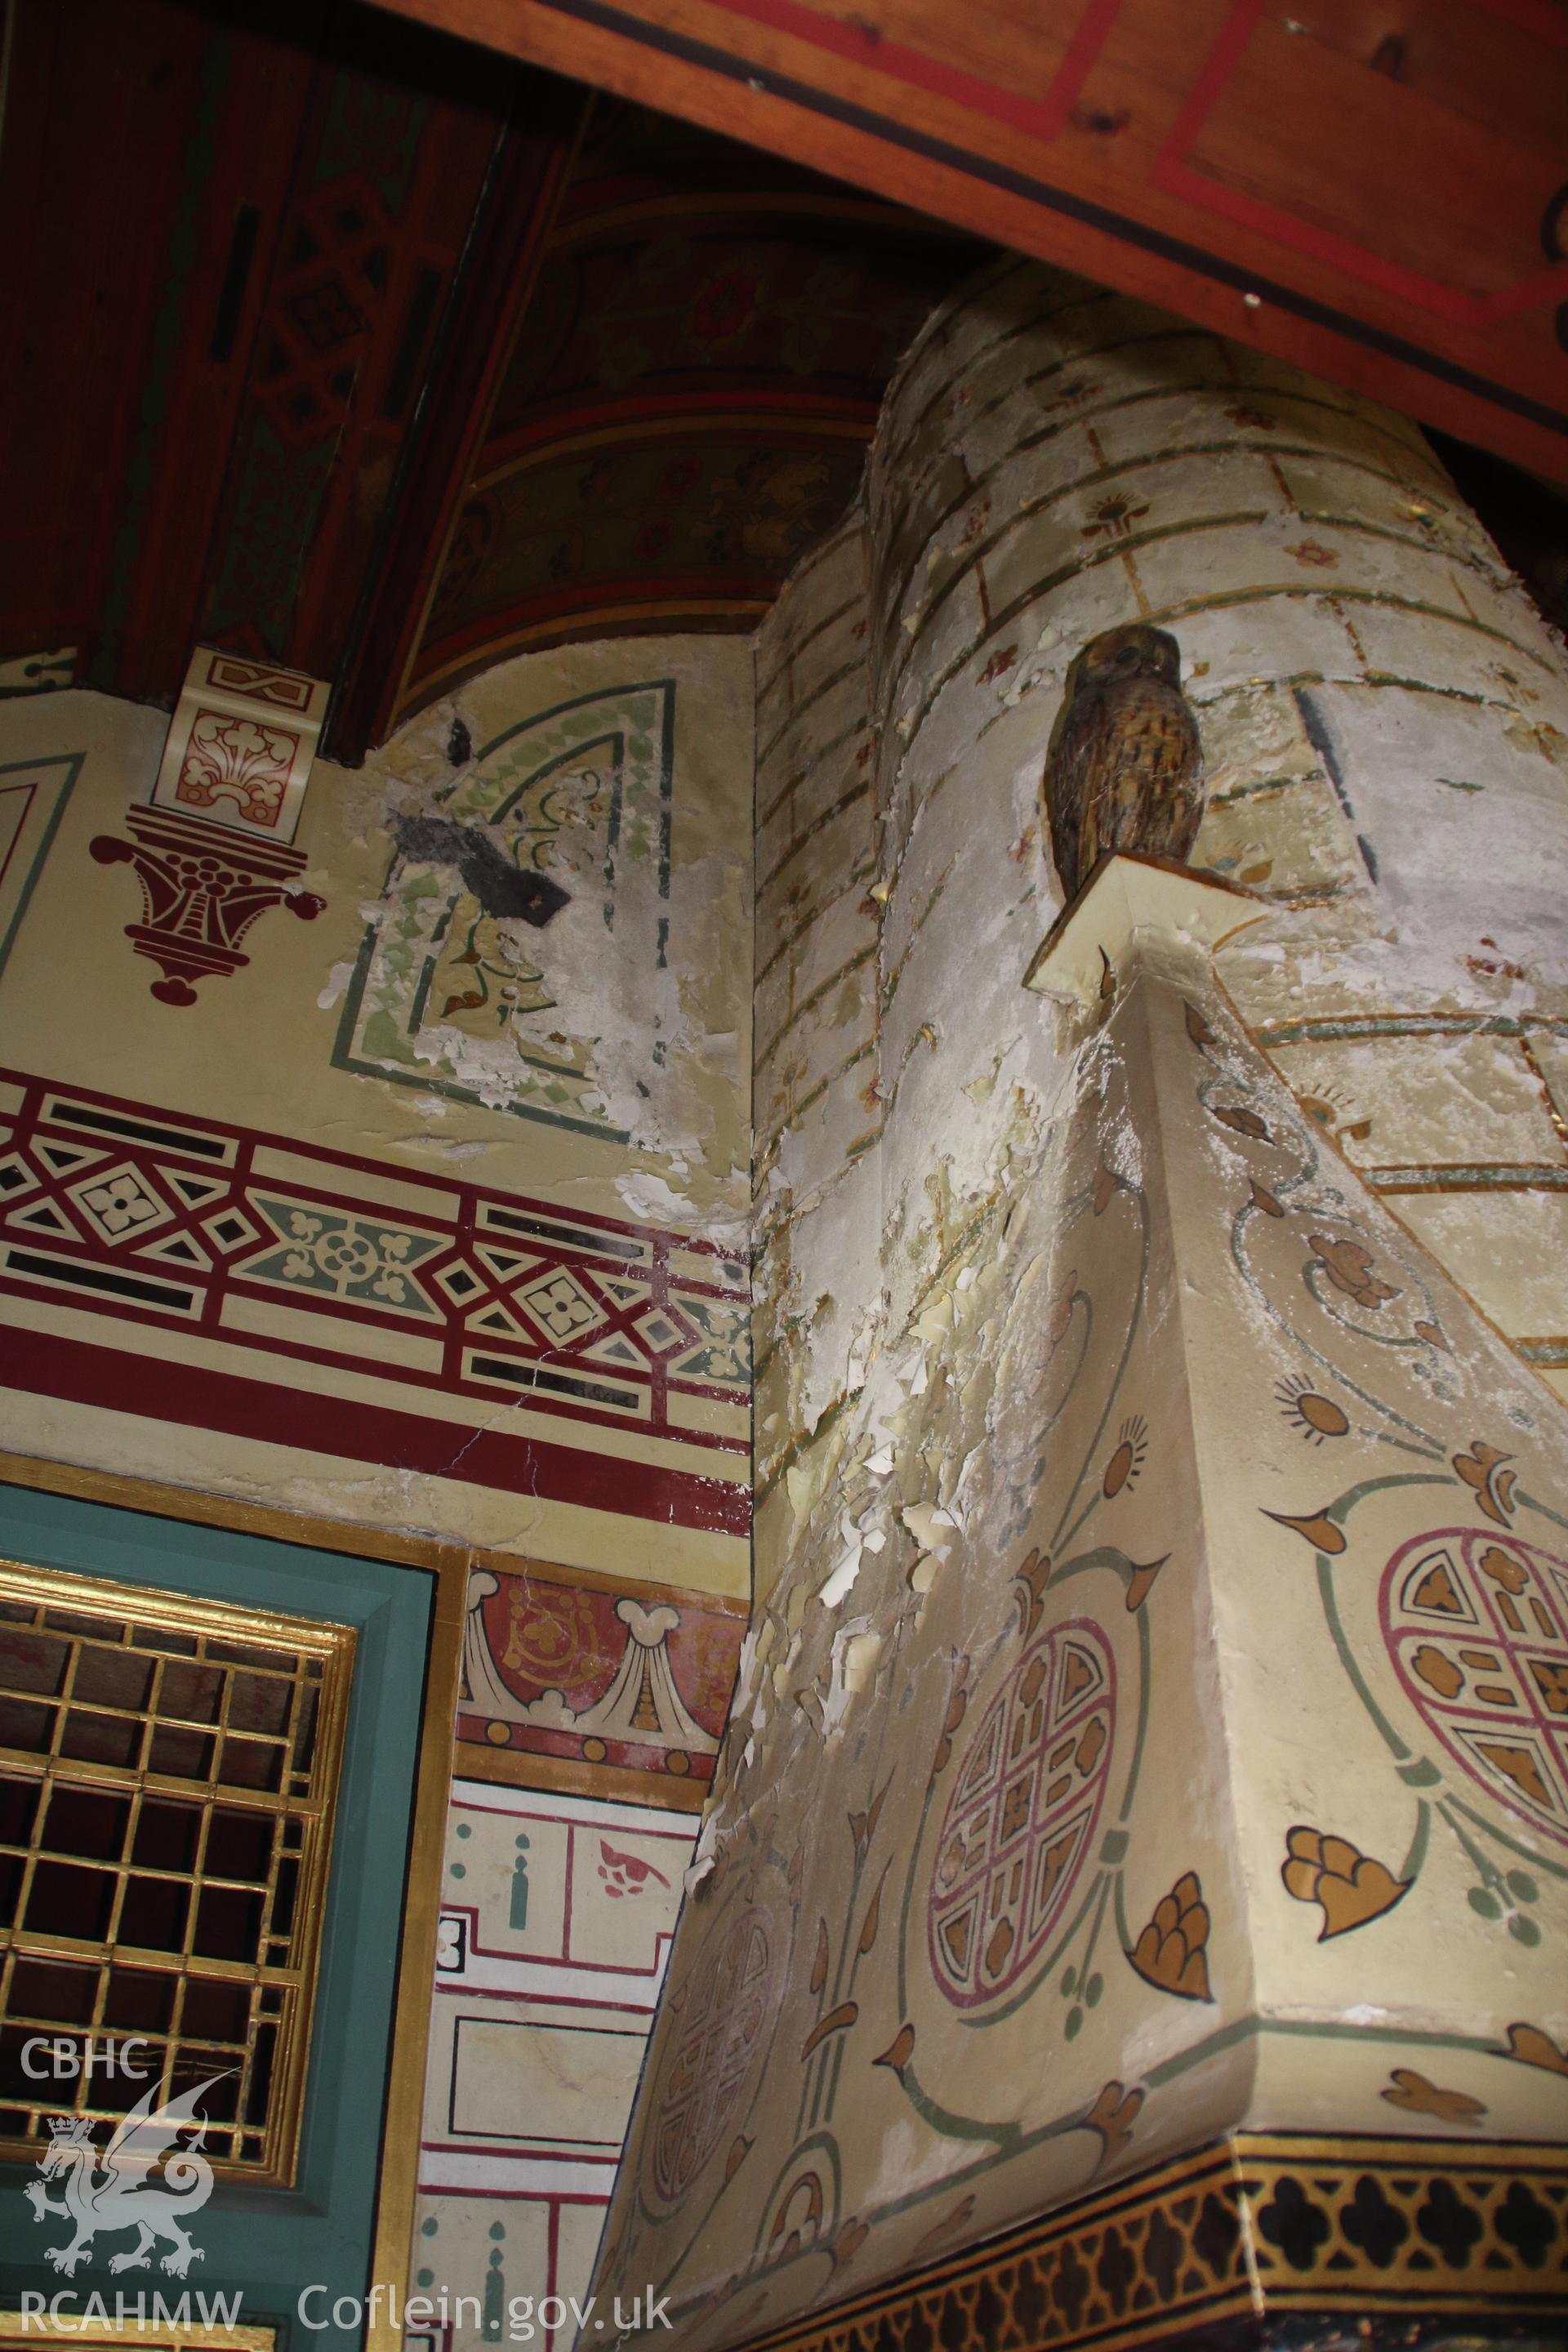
1023,850 -> 1267,1010
91,803 -> 326,1006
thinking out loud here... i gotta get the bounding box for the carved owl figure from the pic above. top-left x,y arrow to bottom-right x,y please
1042,623 -> 1204,902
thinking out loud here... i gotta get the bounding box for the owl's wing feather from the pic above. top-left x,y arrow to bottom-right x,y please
1045,686 -> 1113,898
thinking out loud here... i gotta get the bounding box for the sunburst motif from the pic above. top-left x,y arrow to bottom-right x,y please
1297,1080 -> 1348,1129
1276,1374 -> 1350,1445
1295,1077 -> 1371,1146
1102,1415 -> 1148,1498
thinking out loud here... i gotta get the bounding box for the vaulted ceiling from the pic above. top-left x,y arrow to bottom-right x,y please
1,0 -> 1562,764
0,0 -> 973,756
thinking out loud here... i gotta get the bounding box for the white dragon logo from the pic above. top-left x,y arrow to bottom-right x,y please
24,2078 -> 221,2277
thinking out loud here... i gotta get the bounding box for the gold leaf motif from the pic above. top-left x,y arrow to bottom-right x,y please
1263,1507 -> 1347,1556
1381,2068 -> 1487,2123
829,2216 -> 870,2274
1081,2079 -> 1143,2165
1184,1001 -> 1214,1053
1454,1440 -> 1519,1527
1503,2022 -> 1568,2075
913,2195 -> 975,2258
1129,1870 -> 1211,2000
933,1661 -> 969,1773
874,2022 -> 915,2076
1125,1554 -> 1169,1612
1309,1232 -> 1400,1309
1213,1103 -> 1270,1141
1014,1548 -> 1053,1638
1281,1825 -> 1410,1938
801,2001 -> 858,2060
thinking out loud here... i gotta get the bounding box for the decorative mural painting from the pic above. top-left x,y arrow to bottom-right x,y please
415,1780 -> 696,2352
150,647 -> 329,844
0,754 -> 82,984
594,940 -> 1568,2352
459,1564 -> 745,1800
335,679 -> 677,1139
0,1067 -> 750,1532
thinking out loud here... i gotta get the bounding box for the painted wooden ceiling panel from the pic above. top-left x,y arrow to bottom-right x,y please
364,0 -> 1568,485
396,100 -> 973,713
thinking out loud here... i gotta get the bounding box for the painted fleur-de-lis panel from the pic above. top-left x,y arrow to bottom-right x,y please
596,907 -> 1568,2352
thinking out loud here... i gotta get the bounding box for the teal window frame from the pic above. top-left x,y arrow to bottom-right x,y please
0,1483 -> 434,2352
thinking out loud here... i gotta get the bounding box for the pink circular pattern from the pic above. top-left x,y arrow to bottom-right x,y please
1381,1526 -> 1568,1845
648,1908 -> 773,2204
928,1619 -> 1116,2009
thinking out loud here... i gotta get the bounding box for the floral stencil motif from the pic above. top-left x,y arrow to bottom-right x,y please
243,1199 -> 444,1313
176,710 -> 301,829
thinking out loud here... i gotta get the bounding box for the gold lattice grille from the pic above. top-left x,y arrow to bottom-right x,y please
0,1559 -> 352,2183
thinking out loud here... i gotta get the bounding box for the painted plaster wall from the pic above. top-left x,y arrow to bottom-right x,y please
593,256 -> 1568,2346
413,1781 -> 694,2352
0,638 -> 753,1579
0,637 -> 755,2336
755,252 -> 1568,1566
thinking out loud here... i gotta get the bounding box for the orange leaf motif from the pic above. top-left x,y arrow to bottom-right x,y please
1281,1825 -> 1409,1939
1453,1440 -> 1517,1526
1503,2023 -> 1568,2075
1129,1870 -> 1212,2001
1081,2079 -> 1143,2167
810,1918 -> 829,1994
1309,1232 -> 1400,1310
828,2217 -> 870,2275
1213,1103 -> 1270,1141
1381,2068 -> 1487,2123
914,2196 -> 976,2259
874,2023 -> 915,2077
1125,1554 -> 1169,1611
1263,1507 -> 1348,1556
933,1663 -> 969,1774
801,2002 -> 858,2060
1014,1548 -> 1053,1639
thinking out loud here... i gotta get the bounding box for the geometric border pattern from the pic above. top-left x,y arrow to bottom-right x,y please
0,1067 -> 749,1459
737,2136 -> 1568,2352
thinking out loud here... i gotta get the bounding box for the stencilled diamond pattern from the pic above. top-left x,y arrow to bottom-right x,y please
0,1072 -> 750,1463
70,1161 -> 172,1245
518,1268 -> 606,1343
635,1307 -> 693,1356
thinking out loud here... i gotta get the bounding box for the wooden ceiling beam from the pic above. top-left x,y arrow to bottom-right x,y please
359,0 -> 1568,487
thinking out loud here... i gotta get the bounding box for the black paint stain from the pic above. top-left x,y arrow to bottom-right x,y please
393,817 -> 570,926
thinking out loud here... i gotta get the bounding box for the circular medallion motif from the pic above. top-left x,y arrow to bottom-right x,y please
928,1619 -> 1116,2009
1382,1527 -> 1568,1845
648,1908 -> 773,2205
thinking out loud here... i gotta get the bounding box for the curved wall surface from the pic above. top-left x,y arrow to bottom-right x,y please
598,256 -> 1568,2350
